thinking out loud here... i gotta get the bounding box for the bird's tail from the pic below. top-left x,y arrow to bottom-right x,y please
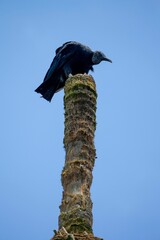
35,79 -> 59,102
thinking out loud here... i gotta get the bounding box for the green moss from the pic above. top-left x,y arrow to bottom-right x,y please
64,74 -> 97,101
60,212 -> 93,234
65,92 -> 97,105
68,223 -> 93,234
66,83 -> 97,97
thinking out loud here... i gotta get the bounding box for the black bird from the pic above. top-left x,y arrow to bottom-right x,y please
35,41 -> 112,102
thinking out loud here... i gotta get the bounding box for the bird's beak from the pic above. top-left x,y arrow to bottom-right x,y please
103,57 -> 112,63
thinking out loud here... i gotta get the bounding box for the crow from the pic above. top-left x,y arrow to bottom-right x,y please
35,41 -> 112,102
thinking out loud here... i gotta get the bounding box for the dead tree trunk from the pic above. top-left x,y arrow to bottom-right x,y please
52,74 -> 101,240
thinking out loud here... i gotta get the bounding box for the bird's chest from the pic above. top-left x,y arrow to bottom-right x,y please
71,59 -> 91,75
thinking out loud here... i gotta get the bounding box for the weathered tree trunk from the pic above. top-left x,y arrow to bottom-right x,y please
52,74 -> 101,240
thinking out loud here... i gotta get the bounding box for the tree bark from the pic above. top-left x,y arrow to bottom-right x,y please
52,74 -> 102,240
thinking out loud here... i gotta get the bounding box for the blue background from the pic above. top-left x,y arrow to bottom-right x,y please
1,1 -> 160,240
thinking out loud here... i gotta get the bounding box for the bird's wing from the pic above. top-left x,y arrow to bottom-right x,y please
55,41 -> 72,54
44,42 -> 78,82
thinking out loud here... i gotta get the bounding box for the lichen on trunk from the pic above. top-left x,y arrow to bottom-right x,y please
52,74 -> 101,240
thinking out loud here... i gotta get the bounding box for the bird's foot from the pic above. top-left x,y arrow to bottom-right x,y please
68,73 -> 73,77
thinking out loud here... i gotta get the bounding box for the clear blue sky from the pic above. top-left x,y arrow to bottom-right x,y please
1,0 -> 160,240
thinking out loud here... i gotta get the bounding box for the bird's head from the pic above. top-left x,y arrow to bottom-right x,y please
92,51 -> 112,65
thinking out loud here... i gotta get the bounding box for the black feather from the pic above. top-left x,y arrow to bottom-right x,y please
35,41 -> 112,102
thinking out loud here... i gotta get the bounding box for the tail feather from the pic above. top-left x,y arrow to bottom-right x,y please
35,79 -> 58,102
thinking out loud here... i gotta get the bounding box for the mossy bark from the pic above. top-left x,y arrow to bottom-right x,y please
51,74 -> 102,240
